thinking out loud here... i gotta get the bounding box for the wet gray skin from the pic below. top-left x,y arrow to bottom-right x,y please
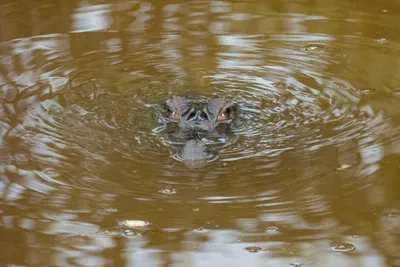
162,96 -> 236,168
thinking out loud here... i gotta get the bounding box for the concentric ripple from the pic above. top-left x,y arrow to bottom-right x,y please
2,1 -> 400,266
1,29 -> 399,201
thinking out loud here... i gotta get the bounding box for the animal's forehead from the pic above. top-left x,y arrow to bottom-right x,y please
188,100 -> 208,109
166,97 -> 229,110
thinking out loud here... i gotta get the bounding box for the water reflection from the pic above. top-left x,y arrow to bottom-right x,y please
1,0 -> 400,266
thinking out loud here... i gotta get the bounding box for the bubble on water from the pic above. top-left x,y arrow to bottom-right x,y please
245,246 -> 262,253
159,188 -> 177,195
289,264 -> 304,267
375,38 -> 389,44
331,242 -> 355,252
266,226 -> 280,235
301,43 -> 326,52
119,220 -> 150,228
193,208 -> 199,212
352,235 -> 360,238
193,227 -> 204,232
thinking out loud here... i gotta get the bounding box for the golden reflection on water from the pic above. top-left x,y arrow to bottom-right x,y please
1,0 -> 400,266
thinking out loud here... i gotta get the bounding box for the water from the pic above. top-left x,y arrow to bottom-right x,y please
1,0 -> 400,266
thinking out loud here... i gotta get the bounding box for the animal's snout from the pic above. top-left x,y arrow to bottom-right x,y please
186,109 -> 209,123
186,109 -> 199,122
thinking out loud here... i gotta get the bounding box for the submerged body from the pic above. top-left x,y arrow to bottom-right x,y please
181,140 -> 208,168
161,96 -> 236,168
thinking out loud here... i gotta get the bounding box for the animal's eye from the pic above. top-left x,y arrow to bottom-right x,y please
217,107 -> 232,121
170,110 -> 178,119
164,106 -> 178,120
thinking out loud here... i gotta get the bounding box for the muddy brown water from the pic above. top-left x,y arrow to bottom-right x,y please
1,0 -> 400,266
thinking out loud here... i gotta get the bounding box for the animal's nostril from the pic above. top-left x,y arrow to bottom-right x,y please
187,110 -> 198,121
199,111 -> 208,120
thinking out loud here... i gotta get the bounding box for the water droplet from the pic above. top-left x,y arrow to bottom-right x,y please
331,242 -> 355,252
301,44 -> 326,52
245,246 -> 262,253
159,188 -> 177,195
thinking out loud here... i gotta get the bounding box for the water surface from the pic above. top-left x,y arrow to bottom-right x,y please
1,0 -> 400,266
